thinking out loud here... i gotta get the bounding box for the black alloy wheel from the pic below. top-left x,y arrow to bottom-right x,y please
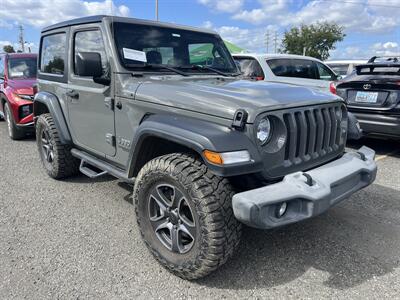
148,183 -> 196,254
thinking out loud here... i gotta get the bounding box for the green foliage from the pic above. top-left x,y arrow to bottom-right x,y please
280,22 -> 345,60
44,57 -> 64,74
3,45 -> 15,53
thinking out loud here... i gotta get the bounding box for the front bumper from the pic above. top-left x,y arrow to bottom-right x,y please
232,146 -> 377,229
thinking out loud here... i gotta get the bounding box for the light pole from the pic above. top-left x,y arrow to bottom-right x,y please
156,0 -> 159,21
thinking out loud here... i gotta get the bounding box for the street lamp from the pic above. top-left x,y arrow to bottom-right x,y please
156,0 -> 159,21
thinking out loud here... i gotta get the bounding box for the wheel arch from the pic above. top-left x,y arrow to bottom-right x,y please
33,91 -> 72,144
127,114 -> 263,178
0,92 -> 8,110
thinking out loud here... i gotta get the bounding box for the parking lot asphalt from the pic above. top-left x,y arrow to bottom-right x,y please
1,122 -> 399,299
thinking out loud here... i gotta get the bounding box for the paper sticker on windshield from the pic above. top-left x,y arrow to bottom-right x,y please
10,71 -> 24,77
123,48 -> 147,62
172,33 -> 181,37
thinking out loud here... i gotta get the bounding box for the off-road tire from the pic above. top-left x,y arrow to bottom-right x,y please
134,153 -> 242,280
36,113 -> 79,179
4,102 -> 25,140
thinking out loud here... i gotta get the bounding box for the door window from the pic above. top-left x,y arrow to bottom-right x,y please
267,59 -> 318,79
316,62 -> 336,81
40,33 -> 66,75
74,30 -> 108,76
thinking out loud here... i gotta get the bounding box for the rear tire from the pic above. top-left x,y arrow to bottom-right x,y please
4,103 -> 25,140
134,153 -> 242,280
36,113 -> 79,179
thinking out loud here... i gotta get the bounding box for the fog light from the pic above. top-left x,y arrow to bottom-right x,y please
21,105 -> 31,118
275,202 -> 287,218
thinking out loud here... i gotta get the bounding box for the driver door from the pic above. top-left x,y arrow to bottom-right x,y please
67,27 -> 115,157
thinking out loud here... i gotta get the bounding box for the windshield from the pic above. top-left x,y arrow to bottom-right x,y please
113,22 -> 238,75
8,57 -> 37,79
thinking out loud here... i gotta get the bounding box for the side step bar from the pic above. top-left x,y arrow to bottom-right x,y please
71,148 -> 135,184
79,160 -> 108,178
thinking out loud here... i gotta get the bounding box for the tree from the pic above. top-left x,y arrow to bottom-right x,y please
3,45 -> 16,53
280,22 -> 345,60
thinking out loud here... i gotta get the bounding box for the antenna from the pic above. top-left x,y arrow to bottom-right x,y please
18,25 -> 25,52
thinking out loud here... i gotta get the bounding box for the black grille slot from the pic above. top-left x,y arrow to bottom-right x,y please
283,103 -> 344,165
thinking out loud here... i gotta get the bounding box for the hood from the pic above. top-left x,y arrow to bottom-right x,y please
134,76 -> 342,123
8,79 -> 37,95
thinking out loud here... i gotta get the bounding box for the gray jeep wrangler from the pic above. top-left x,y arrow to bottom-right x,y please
34,15 -> 377,280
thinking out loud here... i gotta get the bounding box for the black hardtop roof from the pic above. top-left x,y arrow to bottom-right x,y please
42,15 -> 217,35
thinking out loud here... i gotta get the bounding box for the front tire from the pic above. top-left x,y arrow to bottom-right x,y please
134,153 -> 242,280
4,103 -> 25,140
36,113 -> 79,179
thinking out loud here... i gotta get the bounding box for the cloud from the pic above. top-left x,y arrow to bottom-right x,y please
201,20 -> 214,29
330,41 -> 400,59
198,0 -> 244,13
0,0 -> 130,28
0,19 -> 14,29
200,22 -> 280,53
230,0 -> 400,34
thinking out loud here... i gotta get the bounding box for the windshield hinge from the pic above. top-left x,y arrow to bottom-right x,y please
232,109 -> 248,130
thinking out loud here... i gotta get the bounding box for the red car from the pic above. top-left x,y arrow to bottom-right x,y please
0,53 -> 37,139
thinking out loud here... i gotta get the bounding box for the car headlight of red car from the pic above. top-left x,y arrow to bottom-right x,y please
13,93 -> 33,101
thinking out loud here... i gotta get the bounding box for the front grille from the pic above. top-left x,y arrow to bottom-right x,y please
282,103 -> 345,166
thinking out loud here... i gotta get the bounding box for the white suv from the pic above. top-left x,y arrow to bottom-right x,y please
233,53 -> 339,93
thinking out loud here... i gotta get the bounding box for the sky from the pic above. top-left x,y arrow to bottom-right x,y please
0,0 -> 399,60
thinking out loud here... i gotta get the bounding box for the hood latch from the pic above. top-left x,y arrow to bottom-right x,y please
232,109 -> 248,130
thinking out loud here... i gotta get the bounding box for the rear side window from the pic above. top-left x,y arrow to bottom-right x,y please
316,62 -> 336,81
234,57 -> 264,78
267,59 -> 318,79
40,33 -> 66,75
74,30 -> 108,76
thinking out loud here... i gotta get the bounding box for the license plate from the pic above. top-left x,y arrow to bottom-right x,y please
355,91 -> 378,103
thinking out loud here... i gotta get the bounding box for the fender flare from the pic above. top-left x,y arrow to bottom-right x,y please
33,91 -> 72,144
127,114 -> 263,177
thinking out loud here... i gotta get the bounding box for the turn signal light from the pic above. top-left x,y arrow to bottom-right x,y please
203,150 -> 223,165
203,150 -> 251,165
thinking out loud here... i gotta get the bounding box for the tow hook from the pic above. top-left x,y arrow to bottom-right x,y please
357,151 -> 367,161
302,172 -> 313,186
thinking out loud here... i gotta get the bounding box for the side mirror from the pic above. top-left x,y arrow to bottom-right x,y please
75,52 -> 103,78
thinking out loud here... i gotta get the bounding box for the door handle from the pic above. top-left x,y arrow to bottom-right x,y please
66,90 -> 79,99
116,101 -> 122,110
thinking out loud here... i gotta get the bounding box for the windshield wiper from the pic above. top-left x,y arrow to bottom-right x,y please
188,64 -> 238,77
125,63 -> 188,76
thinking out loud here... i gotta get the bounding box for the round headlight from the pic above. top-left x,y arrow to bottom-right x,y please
257,117 -> 272,145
